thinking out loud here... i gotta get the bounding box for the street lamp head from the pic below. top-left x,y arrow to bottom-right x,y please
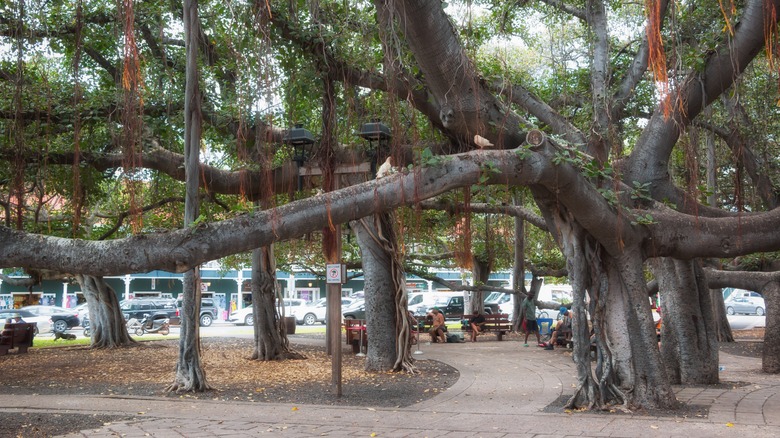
358,119 -> 392,141
284,123 -> 315,165
357,120 -> 392,174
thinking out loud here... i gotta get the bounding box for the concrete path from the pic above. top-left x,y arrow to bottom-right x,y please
0,337 -> 778,437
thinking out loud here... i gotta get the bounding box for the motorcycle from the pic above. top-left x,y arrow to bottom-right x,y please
128,313 -> 170,336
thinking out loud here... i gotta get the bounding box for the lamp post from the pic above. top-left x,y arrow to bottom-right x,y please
284,123 -> 315,191
358,119 -> 391,175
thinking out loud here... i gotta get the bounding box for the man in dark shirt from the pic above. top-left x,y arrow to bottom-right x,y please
469,310 -> 486,342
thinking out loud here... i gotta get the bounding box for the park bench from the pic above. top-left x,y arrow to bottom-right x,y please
344,319 -> 367,354
0,322 -> 36,355
462,313 -> 512,341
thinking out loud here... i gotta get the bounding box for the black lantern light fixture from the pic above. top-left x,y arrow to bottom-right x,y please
357,119 -> 391,174
284,123 -> 315,166
283,123 -> 315,191
358,119 -> 393,156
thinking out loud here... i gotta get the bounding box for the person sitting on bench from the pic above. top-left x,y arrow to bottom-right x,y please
468,310 -> 486,342
427,308 -> 447,343
545,307 -> 573,350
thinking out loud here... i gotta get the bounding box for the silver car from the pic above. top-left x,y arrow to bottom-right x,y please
726,297 -> 766,316
0,309 -> 53,334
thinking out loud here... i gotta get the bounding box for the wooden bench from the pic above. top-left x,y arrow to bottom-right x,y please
462,313 -> 512,341
344,319 -> 367,354
0,322 -> 36,355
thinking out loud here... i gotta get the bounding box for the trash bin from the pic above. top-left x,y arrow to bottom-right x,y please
284,316 -> 296,334
538,318 -> 554,336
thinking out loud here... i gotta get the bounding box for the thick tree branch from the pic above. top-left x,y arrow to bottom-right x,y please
705,268 -> 780,292
395,0 -> 526,149
537,0 -> 587,21
586,0 -> 610,162
418,199 -> 548,231
492,80 -> 586,146
610,0 -> 670,120
6,143 -> 780,275
627,0 -> 780,184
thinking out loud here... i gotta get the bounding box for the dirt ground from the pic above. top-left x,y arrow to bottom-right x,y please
0,336 -> 457,437
0,329 -> 766,437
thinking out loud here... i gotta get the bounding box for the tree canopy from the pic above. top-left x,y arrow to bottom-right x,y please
3,0 -> 780,410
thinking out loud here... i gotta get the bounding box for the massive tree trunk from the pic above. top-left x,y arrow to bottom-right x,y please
76,274 -> 134,348
352,212 -> 414,372
653,258 -> 719,384
763,282 -> 780,373
250,245 -> 304,361
546,203 -> 676,410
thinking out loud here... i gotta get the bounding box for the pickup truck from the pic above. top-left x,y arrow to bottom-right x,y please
426,295 -> 500,320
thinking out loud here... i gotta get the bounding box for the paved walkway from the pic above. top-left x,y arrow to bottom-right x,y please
0,337 -> 778,437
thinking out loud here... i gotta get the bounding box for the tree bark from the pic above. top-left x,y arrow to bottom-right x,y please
469,256 -> 490,314
167,0 -> 208,393
168,270 -> 210,392
511,194 -> 526,329
250,245 -> 305,361
653,258 -> 719,385
352,212 -> 414,372
711,288 -> 734,342
762,282 -> 780,373
76,274 -> 134,348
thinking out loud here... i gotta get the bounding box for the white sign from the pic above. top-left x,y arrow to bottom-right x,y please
326,264 -> 342,284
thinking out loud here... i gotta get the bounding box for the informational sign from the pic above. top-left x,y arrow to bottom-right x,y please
326,264 -> 342,284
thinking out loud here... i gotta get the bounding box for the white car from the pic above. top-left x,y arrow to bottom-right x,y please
0,309 -> 53,335
293,298 -> 356,325
74,303 -> 89,322
228,299 -> 308,325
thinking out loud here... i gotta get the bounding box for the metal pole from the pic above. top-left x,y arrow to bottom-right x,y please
356,322 -> 366,357
414,329 -> 423,355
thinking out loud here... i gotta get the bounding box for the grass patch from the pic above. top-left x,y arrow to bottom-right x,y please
33,333 -> 178,349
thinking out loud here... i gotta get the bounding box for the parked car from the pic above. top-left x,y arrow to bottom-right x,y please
726,289 -> 763,302
342,303 -> 366,320
229,305 -> 255,325
0,309 -> 53,334
726,297 -> 766,316
426,295 -> 500,320
409,293 -> 442,317
120,299 -> 179,325
74,303 -> 90,323
20,305 -> 80,333
176,297 -> 218,326
279,298 -> 308,319
228,299 -> 308,326
293,297 -> 355,325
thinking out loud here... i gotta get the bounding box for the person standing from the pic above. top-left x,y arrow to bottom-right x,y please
520,291 -> 542,347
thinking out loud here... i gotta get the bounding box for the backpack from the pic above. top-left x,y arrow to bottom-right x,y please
446,333 -> 465,343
